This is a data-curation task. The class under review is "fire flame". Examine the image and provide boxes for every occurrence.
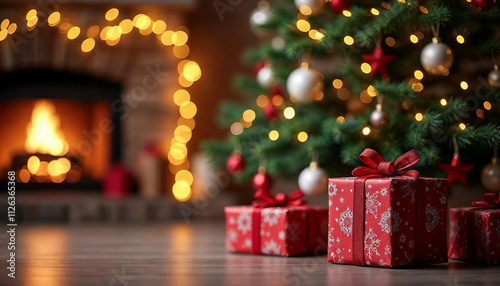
[25,100,69,156]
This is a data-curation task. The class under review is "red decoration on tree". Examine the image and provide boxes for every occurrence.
[362,46,395,76]
[330,0,350,13]
[226,151,246,175]
[263,100,279,121]
[270,85,283,96]
[438,154,475,186]
[254,61,266,74]
[252,170,273,192]
[473,0,495,11]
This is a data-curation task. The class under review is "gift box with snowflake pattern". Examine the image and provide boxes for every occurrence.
[448,207,500,265]
[327,177,448,267]
[224,206,328,256]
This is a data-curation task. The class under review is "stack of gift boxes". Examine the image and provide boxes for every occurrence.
[225,149,500,266]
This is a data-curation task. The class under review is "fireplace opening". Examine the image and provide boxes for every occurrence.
[0,69,122,191]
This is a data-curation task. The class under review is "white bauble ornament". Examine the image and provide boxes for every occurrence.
[298,162,328,196]
[256,65,275,87]
[272,36,286,51]
[420,37,454,75]
[294,0,325,15]
[286,65,324,103]
[250,4,273,28]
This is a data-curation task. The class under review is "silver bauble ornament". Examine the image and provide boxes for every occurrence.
[294,0,325,15]
[272,36,286,51]
[370,104,391,127]
[250,4,273,29]
[420,37,454,76]
[298,162,328,196]
[488,65,500,88]
[286,65,324,103]
[481,158,500,192]
[256,65,275,88]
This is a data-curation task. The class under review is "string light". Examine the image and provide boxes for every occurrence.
[342,10,352,17]
[415,113,424,121]
[484,101,492,110]
[414,70,424,80]
[256,95,268,107]
[367,85,377,97]
[299,6,312,16]
[269,130,279,141]
[242,109,256,122]
[297,131,308,142]
[230,122,244,135]
[81,38,95,52]
[67,26,80,40]
[296,19,310,32]
[476,109,484,118]
[336,116,345,123]
[371,8,380,16]
[105,8,119,21]
[440,99,447,106]
[385,37,396,47]
[283,107,295,119]
[456,35,465,44]
[458,123,466,130]
[362,127,371,135]
[344,35,354,45]
[332,79,343,89]
[48,12,61,26]
[410,34,418,43]
[361,63,371,74]
[460,81,468,90]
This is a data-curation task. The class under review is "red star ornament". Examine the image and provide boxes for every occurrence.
[438,154,475,186]
[362,46,395,76]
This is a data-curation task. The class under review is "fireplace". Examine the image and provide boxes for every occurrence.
[0,68,121,190]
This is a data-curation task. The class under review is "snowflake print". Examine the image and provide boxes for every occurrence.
[262,208,281,227]
[449,219,461,241]
[237,212,252,234]
[380,187,388,196]
[286,222,301,243]
[330,248,345,264]
[365,191,381,218]
[379,259,387,267]
[364,228,381,259]
[409,240,415,249]
[402,183,416,204]
[439,194,447,205]
[426,206,440,232]
[400,251,415,266]
[379,207,402,234]
[329,183,338,197]
[340,197,344,203]
[399,234,406,243]
[475,213,491,247]
[328,229,335,248]
[229,217,235,225]
[262,239,282,255]
[279,231,286,240]
[329,199,333,207]
[384,245,391,255]
[242,239,252,250]
[228,229,238,242]
[339,208,353,236]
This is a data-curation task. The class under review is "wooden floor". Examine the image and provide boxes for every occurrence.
[1,222,499,286]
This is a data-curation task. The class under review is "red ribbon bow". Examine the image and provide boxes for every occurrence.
[351,148,421,178]
[472,193,500,208]
[252,189,307,208]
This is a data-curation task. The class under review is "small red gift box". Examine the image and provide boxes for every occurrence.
[449,193,500,265]
[328,149,448,267]
[225,190,328,256]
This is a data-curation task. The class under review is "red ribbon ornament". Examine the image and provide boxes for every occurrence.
[351,148,421,266]
[252,189,307,208]
[472,193,500,208]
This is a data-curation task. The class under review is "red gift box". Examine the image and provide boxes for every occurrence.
[449,193,500,265]
[327,149,448,267]
[225,190,328,256]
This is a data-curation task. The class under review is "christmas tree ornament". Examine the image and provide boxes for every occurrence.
[263,99,279,121]
[294,0,325,15]
[481,146,500,192]
[488,64,500,88]
[370,104,391,127]
[286,63,324,103]
[250,2,273,30]
[252,167,273,192]
[256,64,275,88]
[271,36,286,51]
[298,161,328,196]
[330,0,350,13]
[420,37,454,76]
[438,138,474,186]
[254,61,266,74]
[362,46,395,76]
[226,151,246,175]
[473,0,495,11]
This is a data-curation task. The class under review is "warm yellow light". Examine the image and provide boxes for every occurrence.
[27,16,38,28]
[308,29,324,41]
[420,6,429,13]
[269,130,279,141]
[362,127,371,136]
[48,12,61,26]
[175,170,194,186]
[134,14,151,30]
[414,70,424,80]
[230,122,244,135]
[385,37,396,47]
[19,169,30,183]
[27,156,41,174]
[456,35,465,44]
[81,38,95,53]
[173,181,191,202]
[410,34,418,43]
[178,74,193,87]
[256,95,269,107]
[179,101,197,119]
[119,19,134,34]
[182,61,201,82]
[85,25,99,38]
[332,79,343,89]
[367,85,377,97]
[100,26,110,40]
[337,88,350,100]
[412,82,424,92]
[371,8,380,15]
[361,63,372,74]
[360,91,372,103]
[173,89,190,106]
[337,116,345,123]
[173,31,188,46]
[170,143,188,160]
[297,131,308,142]
[173,45,190,59]
[161,30,174,45]
[484,101,492,110]
[242,109,256,122]
[458,123,466,130]
[106,26,122,41]
[241,119,252,128]
[314,92,324,101]
[476,109,484,118]
[283,107,295,119]
[105,8,119,21]
[460,81,468,90]
[272,95,284,106]
[342,10,352,17]
[26,9,37,21]
[1,19,9,30]
[299,5,312,15]
[344,35,354,45]
[0,29,7,41]
[440,99,447,106]
[415,113,424,121]
[67,26,80,40]
[178,117,196,130]
[174,125,192,143]
[296,20,310,32]
[152,20,167,34]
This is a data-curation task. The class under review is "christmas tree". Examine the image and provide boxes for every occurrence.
[203,0,500,194]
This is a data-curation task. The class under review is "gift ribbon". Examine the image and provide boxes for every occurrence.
[465,193,500,260]
[352,148,420,266]
[250,190,317,255]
